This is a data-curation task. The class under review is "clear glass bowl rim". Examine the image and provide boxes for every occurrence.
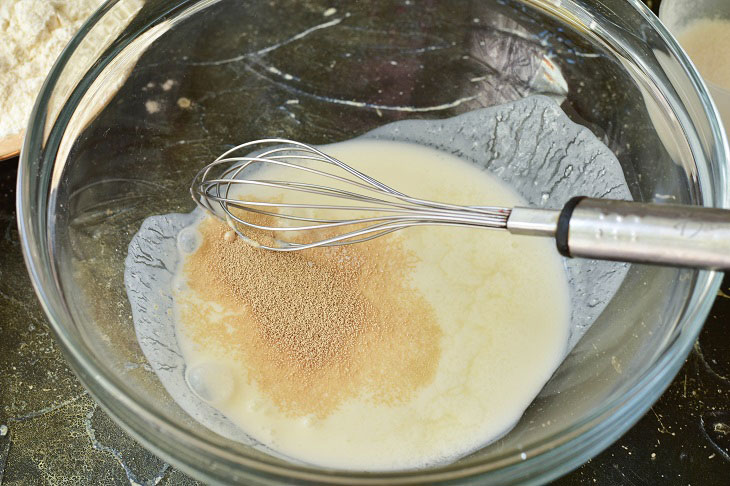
[16,0,730,484]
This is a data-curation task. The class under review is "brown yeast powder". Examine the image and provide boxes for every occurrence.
[180,218,441,418]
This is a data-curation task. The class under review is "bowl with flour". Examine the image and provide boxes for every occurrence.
[17,0,730,484]
[0,0,142,160]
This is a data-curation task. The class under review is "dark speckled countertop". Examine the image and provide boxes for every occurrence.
[1,0,729,484]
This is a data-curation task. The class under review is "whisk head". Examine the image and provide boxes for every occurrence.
[190,139,511,251]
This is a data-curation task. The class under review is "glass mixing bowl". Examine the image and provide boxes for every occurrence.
[17,0,730,484]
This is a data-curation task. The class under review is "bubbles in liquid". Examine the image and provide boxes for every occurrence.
[298,416,314,428]
[172,275,187,293]
[177,227,201,254]
[185,362,236,404]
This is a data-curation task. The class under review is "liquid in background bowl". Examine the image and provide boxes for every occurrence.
[660,0,730,135]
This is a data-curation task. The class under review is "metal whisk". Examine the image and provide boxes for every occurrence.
[191,139,730,270]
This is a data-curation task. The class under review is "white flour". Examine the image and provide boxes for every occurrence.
[0,0,104,138]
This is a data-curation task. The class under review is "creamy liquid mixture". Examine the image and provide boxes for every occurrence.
[173,139,571,470]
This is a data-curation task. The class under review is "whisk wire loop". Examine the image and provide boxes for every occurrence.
[191,139,511,250]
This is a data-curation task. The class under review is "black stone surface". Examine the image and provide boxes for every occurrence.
[1,0,729,484]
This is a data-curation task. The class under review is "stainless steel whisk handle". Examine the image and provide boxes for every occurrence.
[507,197,730,270]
